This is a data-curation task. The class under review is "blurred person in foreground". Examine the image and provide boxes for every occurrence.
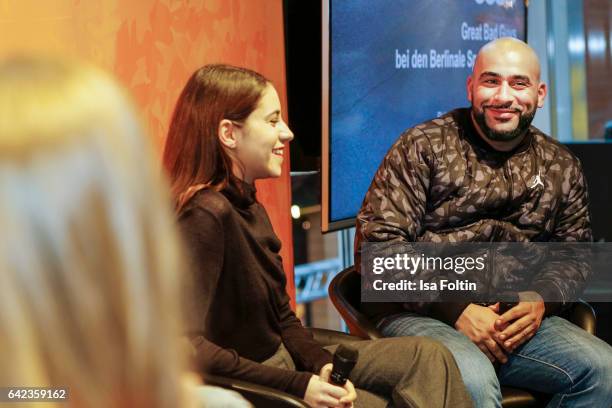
[0,56,248,408]
[163,63,473,408]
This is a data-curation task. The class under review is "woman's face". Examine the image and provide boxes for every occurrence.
[233,84,294,182]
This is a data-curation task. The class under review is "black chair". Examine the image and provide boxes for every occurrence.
[202,373,309,408]
[204,327,364,407]
[329,266,597,408]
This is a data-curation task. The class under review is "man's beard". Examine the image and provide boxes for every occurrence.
[472,105,536,142]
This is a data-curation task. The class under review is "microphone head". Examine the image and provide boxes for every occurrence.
[334,344,358,363]
[330,344,358,385]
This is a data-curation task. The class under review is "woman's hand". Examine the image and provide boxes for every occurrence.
[304,374,348,408]
[339,380,356,408]
[317,363,356,408]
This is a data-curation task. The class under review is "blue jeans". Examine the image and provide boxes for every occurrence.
[380,314,612,408]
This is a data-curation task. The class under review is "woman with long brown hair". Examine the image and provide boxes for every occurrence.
[164,64,472,408]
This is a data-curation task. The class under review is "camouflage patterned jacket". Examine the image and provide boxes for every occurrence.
[355,108,592,326]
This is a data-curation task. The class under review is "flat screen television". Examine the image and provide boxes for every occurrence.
[322,0,527,232]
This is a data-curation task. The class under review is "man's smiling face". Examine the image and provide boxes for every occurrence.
[467,38,547,144]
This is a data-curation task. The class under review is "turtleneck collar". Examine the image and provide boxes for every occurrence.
[221,178,257,209]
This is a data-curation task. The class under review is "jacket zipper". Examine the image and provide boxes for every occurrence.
[504,160,513,205]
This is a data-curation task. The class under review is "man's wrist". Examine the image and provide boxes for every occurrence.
[518,291,544,303]
[529,284,563,315]
[430,301,471,327]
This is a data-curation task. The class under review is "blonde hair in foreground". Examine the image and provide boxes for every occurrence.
[0,56,186,408]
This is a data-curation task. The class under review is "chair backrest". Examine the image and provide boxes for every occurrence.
[564,301,597,335]
[329,267,382,339]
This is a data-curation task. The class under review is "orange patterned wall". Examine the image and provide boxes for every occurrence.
[0,0,296,300]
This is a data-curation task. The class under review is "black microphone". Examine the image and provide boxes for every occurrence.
[329,344,359,386]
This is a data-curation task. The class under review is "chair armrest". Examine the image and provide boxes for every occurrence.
[328,268,384,340]
[202,373,310,408]
[336,310,384,341]
[307,327,365,347]
[566,300,596,336]
[347,320,384,340]
[327,290,384,340]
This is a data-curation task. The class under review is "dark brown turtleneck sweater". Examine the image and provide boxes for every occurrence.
[178,181,332,397]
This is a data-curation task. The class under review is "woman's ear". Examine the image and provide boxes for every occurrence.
[218,119,238,149]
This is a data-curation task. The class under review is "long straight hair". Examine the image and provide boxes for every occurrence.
[162,64,269,211]
[0,56,186,408]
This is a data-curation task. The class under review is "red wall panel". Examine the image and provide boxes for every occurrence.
[0,0,296,302]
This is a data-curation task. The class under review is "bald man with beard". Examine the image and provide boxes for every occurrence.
[356,38,612,407]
